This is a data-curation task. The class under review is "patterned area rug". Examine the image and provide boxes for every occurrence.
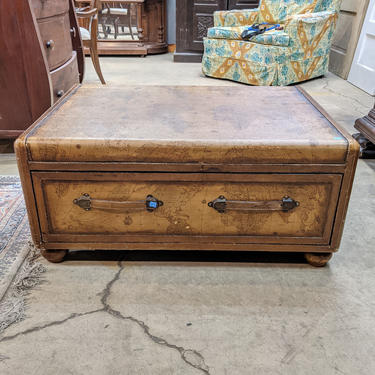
[0,176,45,332]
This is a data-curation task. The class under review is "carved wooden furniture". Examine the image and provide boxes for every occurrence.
[101,1,134,39]
[15,86,358,267]
[76,2,106,84]
[95,0,167,55]
[0,0,84,139]
[353,103,375,158]
[174,0,259,62]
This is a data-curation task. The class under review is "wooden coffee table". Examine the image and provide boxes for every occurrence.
[15,86,359,266]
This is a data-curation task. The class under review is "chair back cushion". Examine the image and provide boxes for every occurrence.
[258,0,342,23]
[282,0,342,17]
[258,0,284,23]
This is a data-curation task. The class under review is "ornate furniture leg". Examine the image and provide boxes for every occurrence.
[128,4,134,40]
[137,2,144,47]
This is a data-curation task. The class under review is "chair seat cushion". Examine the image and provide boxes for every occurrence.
[202,37,330,86]
[80,27,90,40]
[207,26,290,47]
[102,8,128,15]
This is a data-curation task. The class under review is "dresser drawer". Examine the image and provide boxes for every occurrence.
[31,0,69,19]
[38,12,73,70]
[50,51,79,103]
[32,172,342,246]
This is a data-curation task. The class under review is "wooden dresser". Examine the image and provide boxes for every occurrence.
[0,0,84,138]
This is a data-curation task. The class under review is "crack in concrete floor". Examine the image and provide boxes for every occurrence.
[0,261,210,374]
[102,262,210,374]
[320,79,370,113]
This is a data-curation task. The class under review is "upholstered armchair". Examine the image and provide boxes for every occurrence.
[202,0,342,86]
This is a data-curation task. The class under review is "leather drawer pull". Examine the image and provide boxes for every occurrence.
[73,194,163,212]
[208,195,299,213]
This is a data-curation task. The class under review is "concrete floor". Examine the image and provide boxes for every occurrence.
[0,54,375,374]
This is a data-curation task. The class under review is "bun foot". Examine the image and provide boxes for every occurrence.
[304,252,333,267]
[41,249,68,263]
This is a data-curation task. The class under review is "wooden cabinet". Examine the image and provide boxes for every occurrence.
[174,0,259,62]
[93,0,168,56]
[0,0,84,138]
[185,0,226,53]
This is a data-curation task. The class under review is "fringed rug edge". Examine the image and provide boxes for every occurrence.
[0,242,46,333]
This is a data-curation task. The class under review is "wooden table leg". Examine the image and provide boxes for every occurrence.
[304,253,333,267]
[41,249,68,263]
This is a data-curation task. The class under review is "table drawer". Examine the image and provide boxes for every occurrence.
[32,172,342,246]
[50,51,79,103]
[38,12,73,71]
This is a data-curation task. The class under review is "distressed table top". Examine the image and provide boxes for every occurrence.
[25,86,348,164]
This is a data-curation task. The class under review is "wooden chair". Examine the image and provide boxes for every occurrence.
[101,2,134,40]
[76,2,106,84]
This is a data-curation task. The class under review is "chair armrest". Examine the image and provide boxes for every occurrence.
[284,10,337,35]
[76,6,90,12]
[284,10,338,57]
[214,8,259,27]
[76,8,97,18]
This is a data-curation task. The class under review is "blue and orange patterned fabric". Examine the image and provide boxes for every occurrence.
[202,0,342,86]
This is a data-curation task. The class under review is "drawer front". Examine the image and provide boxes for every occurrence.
[38,12,73,70]
[50,51,79,103]
[31,0,69,20]
[33,172,342,245]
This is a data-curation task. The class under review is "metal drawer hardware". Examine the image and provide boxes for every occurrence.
[45,40,55,49]
[73,194,163,212]
[208,195,299,213]
[145,195,164,212]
